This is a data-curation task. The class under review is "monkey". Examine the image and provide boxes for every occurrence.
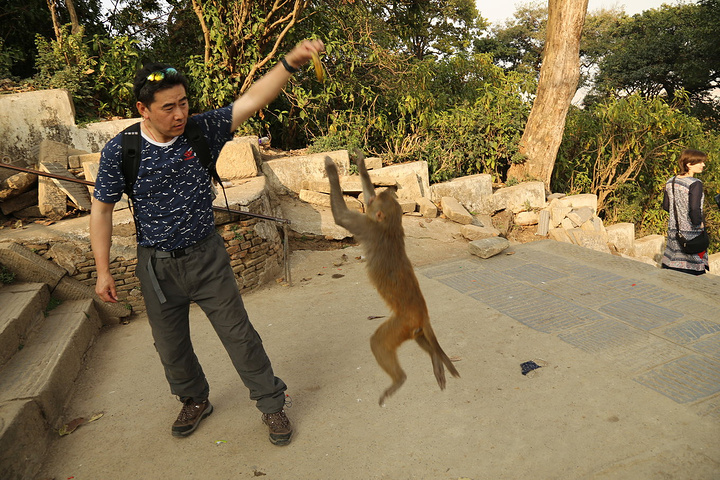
[324,155,460,405]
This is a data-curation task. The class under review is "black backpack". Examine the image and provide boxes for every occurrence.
[120,117,221,198]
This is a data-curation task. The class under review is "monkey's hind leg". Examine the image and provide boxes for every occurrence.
[370,318,408,406]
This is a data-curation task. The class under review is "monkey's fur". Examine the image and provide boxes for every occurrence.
[324,156,460,405]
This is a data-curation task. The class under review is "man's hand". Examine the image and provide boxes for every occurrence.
[231,38,326,131]
[283,39,325,71]
[95,270,119,303]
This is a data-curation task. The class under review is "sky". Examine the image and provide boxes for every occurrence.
[475,0,683,25]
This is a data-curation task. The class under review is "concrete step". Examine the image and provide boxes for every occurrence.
[0,241,131,323]
[0,282,49,368]
[0,298,101,480]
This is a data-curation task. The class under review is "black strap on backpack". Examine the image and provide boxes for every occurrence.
[120,117,221,198]
[119,117,236,239]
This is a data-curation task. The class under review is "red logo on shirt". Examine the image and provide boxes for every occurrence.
[183,149,196,161]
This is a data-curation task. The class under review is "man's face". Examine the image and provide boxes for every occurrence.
[137,84,189,142]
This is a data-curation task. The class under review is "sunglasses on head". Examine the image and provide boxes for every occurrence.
[143,67,178,86]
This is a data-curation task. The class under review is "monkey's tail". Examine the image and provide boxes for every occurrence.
[416,326,460,390]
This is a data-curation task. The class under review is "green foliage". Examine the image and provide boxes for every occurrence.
[32,25,97,118]
[90,34,142,118]
[369,0,484,59]
[44,297,62,316]
[590,2,720,122]
[0,264,16,284]
[554,93,720,248]
[0,39,24,79]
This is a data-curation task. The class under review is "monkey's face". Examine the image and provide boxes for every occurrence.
[367,190,402,225]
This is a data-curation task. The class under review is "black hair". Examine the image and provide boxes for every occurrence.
[132,63,189,106]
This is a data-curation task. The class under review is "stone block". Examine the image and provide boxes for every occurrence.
[417,197,437,218]
[47,242,86,276]
[440,196,473,225]
[469,237,510,259]
[396,173,424,202]
[299,189,363,212]
[569,229,611,254]
[0,242,66,289]
[606,222,635,255]
[216,138,259,180]
[365,157,382,170]
[461,224,500,241]
[567,206,593,227]
[708,253,720,276]
[39,161,92,211]
[536,210,550,236]
[429,174,493,214]
[548,227,573,244]
[491,181,545,214]
[399,201,417,213]
[515,211,539,226]
[1,188,38,215]
[550,206,572,227]
[367,161,430,198]
[262,150,350,195]
[633,234,666,263]
[555,193,598,215]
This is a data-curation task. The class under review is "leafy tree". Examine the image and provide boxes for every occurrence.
[554,92,720,244]
[473,1,547,73]
[506,0,589,188]
[592,2,720,109]
[368,0,483,60]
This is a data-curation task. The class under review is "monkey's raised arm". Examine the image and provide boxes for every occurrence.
[355,153,376,205]
[324,156,373,236]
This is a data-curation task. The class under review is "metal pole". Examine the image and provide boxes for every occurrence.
[1,163,294,284]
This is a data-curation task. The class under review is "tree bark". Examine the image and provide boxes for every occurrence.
[190,0,211,63]
[46,0,62,44]
[507,0,589,190]
[65,0,81,34]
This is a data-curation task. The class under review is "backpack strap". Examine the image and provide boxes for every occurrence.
[184,117,222,185]
[120,122,142,198]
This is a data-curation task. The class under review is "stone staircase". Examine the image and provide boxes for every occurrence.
[0,242,130,480]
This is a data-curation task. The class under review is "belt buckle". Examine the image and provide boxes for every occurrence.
[169,248,188,258]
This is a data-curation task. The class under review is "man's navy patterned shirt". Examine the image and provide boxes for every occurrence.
[94,105,233,251]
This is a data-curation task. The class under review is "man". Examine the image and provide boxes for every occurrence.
[90,39,324,446]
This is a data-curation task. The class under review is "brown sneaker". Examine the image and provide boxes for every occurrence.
[261,410,293,446]
[172,399,213,437]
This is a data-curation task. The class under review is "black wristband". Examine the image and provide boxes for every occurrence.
[281,58,300,74]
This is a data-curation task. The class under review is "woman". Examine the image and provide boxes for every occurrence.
[661,148,709,275]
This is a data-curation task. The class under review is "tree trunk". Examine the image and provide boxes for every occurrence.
[46,0,62,44]
[507,0,589,190]
[190,0,211,63]
[65,0,81,34]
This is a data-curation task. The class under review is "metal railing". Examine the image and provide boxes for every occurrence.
[1,163,292,285]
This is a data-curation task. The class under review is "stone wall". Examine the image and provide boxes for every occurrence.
[10,217,284,315]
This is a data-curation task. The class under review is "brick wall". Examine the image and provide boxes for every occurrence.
[19,217,284,315]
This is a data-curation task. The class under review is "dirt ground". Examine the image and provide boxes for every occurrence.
[36,216,720,480]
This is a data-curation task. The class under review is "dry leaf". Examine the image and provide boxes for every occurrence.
[58,417,85,436]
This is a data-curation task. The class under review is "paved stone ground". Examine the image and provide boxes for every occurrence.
[38,235,720,479]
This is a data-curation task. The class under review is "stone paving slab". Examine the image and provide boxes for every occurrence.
[418,240,720,415]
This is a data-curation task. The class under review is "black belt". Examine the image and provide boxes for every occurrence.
[144,233,216,304]
[153,233,216,259]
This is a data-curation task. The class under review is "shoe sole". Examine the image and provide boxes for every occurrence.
[269,432,292,446]
[172,403,214,438]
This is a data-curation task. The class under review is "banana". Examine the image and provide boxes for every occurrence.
[311,51,324,83]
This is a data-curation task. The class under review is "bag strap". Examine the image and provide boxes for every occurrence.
[671,177,679,231]
[184,117,222,185]
[120,122,142,198]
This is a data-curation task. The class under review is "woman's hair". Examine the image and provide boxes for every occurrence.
[132,63,189,106]
[678,149,708,174]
